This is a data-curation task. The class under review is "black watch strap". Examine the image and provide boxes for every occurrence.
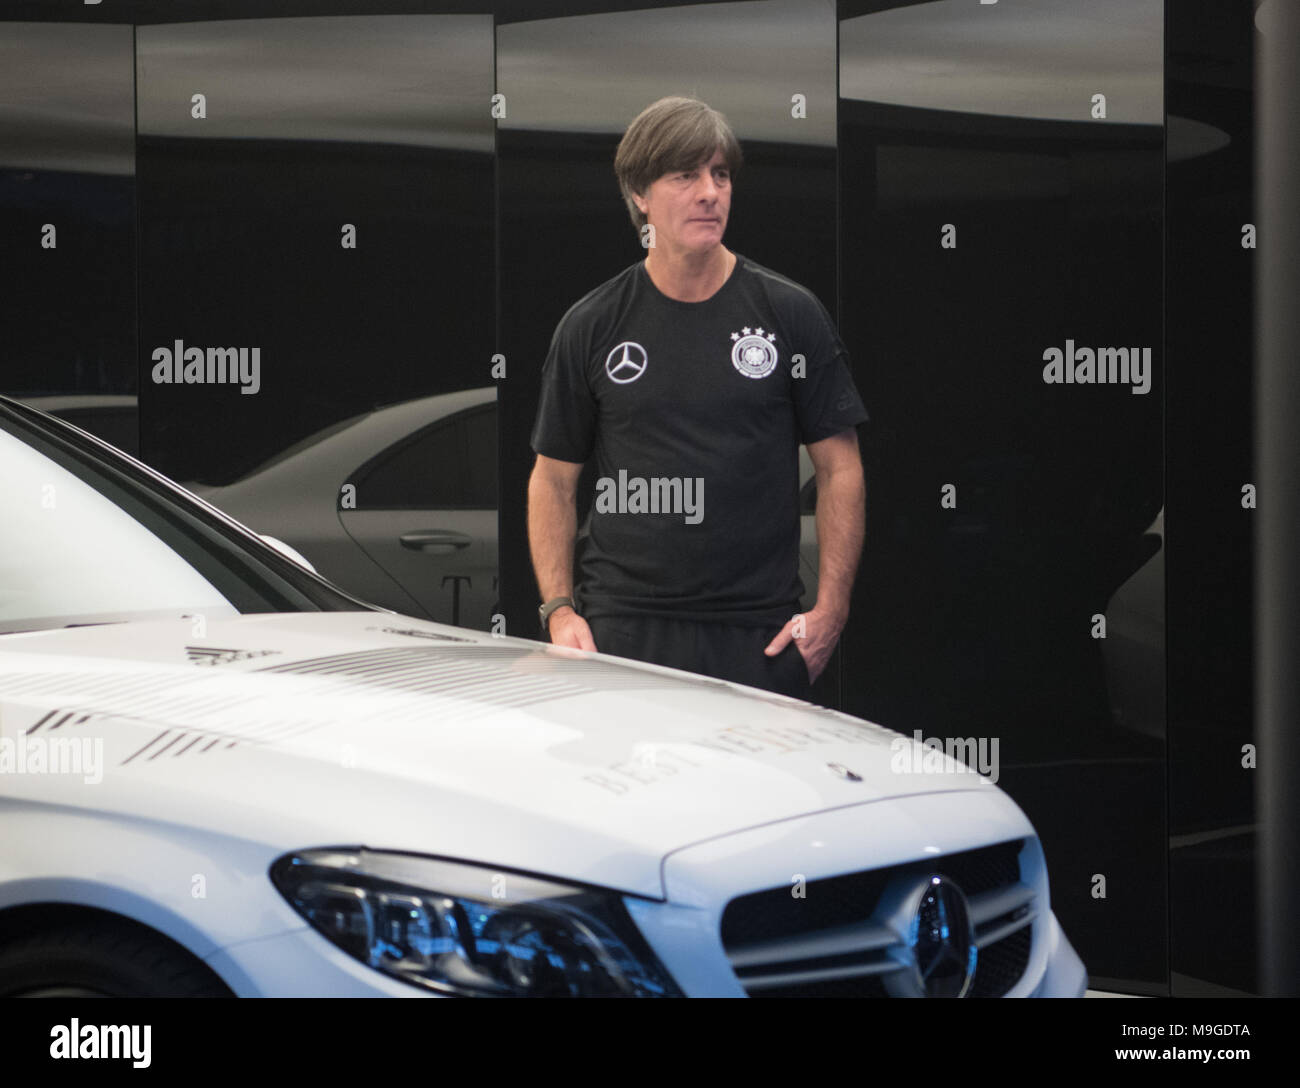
[539,595,575,630]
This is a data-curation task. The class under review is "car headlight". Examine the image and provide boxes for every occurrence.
[270,849,682,997]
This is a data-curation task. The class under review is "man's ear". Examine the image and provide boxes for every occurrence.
[632,190,647,215]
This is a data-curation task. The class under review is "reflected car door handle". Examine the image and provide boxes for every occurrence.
[399,530,473,552]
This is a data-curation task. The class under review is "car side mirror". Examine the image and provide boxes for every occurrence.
[259,534,318,574]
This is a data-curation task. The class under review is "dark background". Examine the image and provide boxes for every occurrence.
[1165,0,1259,997]
[0,0,1262,996]
[838,0,1165,990]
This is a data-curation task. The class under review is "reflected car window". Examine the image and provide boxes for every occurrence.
[462,405,497,509]
[234,409,370,481]
[353,417,466,510]
[348,404,498,511]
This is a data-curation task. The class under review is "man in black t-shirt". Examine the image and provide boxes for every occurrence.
[527,96,867,699]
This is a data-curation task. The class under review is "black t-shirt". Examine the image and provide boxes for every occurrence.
[530,252,868,625]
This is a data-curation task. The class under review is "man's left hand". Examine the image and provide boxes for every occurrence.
[763,607,845,684]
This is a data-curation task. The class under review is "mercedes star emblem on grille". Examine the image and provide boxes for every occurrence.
[904,875,978,998]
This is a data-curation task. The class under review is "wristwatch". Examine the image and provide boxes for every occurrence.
[538,595,575,632]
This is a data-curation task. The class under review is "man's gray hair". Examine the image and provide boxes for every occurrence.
[614,96,743,232]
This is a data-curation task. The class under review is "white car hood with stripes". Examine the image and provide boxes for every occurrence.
[0,611,999,898]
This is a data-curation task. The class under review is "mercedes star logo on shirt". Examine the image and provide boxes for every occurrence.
[605,341,649,384]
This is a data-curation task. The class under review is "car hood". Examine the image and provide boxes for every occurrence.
[0,612,997,898]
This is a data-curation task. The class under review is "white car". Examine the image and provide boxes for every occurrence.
[0,395,1085,997]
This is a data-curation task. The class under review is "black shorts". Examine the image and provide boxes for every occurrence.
[586,614,812,701]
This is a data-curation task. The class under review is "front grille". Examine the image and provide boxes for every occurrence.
[970,923,1032,998]
[723,868,896,947]
[750,975,890,999]
[720,839,1034,997]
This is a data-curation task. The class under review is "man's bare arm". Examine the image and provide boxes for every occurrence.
[807,428,866,624]
[527,453,596,650]
[764,428,864,681]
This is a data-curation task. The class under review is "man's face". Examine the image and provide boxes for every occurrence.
[634,147,731,256]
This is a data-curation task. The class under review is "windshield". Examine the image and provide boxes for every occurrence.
[0,427,238,633]
[0,400,371,635]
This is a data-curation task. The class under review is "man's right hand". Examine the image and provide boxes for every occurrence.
[528,454,593,651]
[547,607,597,651]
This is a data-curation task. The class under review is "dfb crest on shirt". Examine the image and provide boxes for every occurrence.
[729,326,779,379]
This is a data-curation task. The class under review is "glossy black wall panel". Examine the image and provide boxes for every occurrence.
[838,0,1166,990]
[2,0,1273,994]
[1166,0,1257,996]
[497,0,840,673]
[135,15,494,484]
[130,13,498,630]
[0,23,135,399]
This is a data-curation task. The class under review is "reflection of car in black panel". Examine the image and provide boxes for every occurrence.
[1101,508,1164,739]
[28,389,823,632]
[16,395,139,458]
[188,389,499,630]
[191,390,823,633]
[928,451,1164,739]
